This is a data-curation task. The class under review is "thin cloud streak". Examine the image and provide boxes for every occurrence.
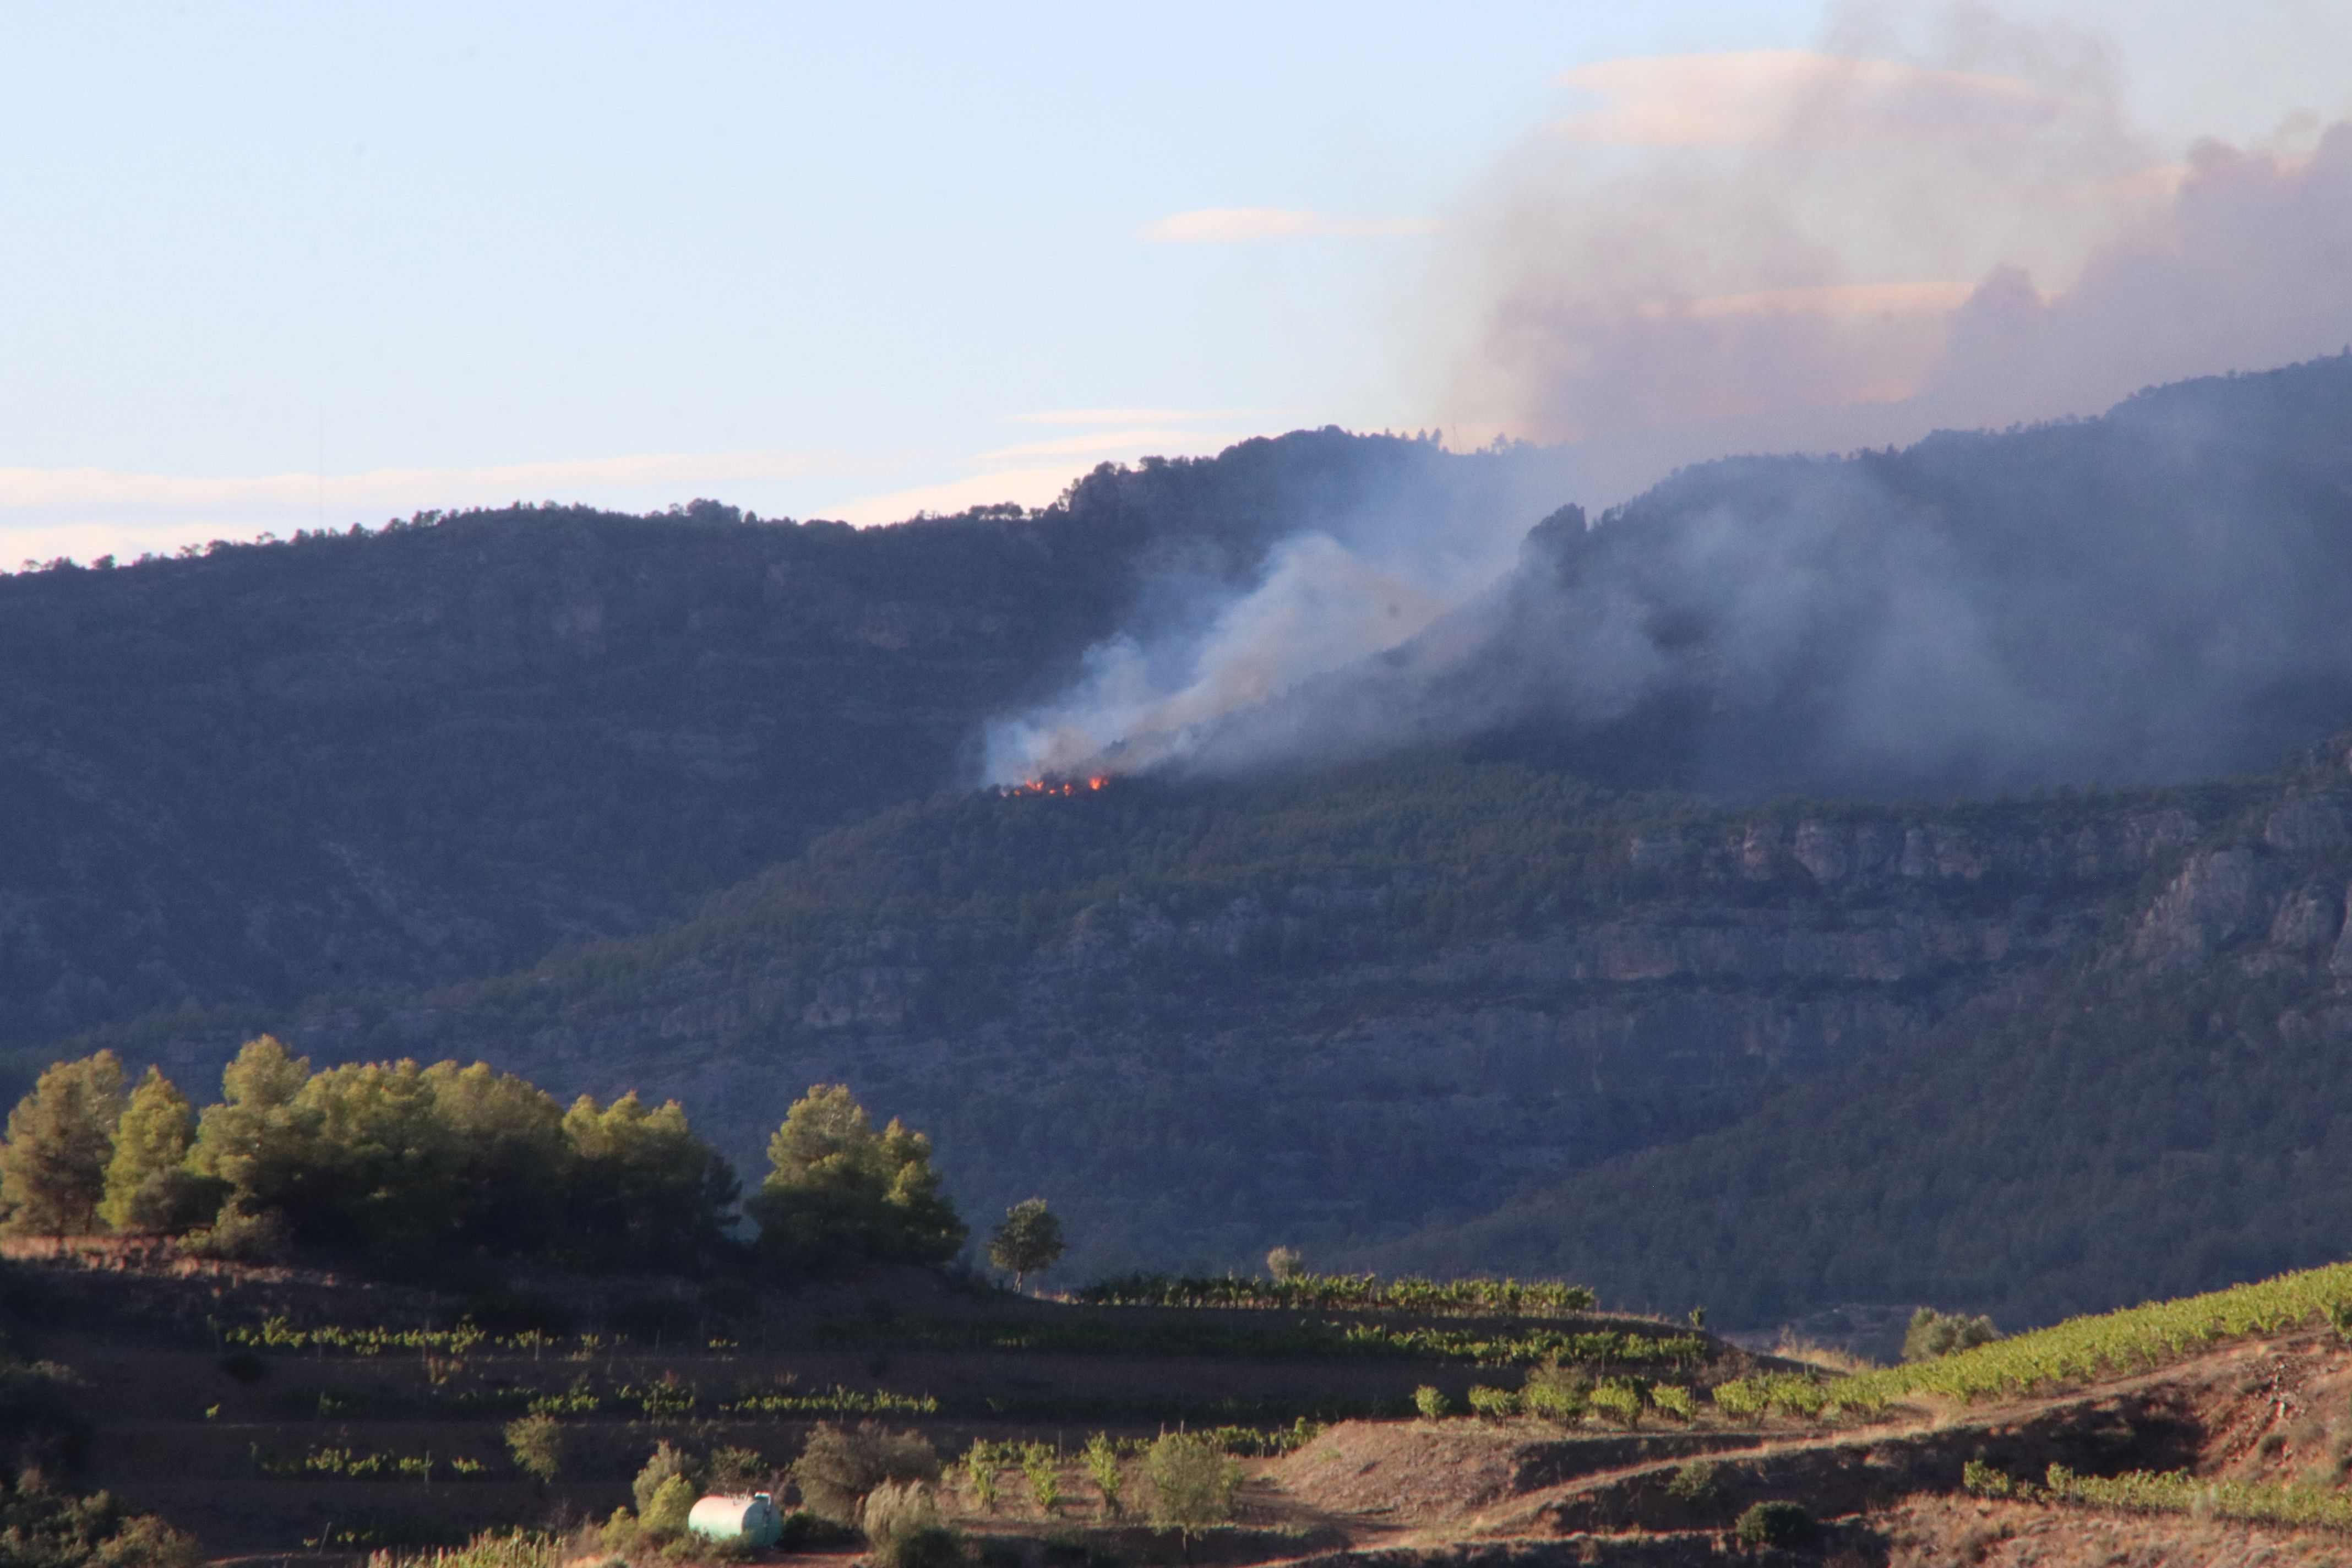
[0,448,885,564]
[1145,207,1437,243]
[1007,407,1288,426]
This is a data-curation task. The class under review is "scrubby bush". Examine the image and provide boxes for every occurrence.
[504,1414,564,1483]
[1412,1385,1449,1420]
[1587,1379,1644,1428]
[632,1442,701,1517]
[0,1471,196,1568]
[0,1362,95,1472]
[1082,1433,1123,1516]
[1665,1459,1716,1504]
[793,1422,940,1526]
[1903,1306,2001,1363]
[1649,1384,1697,1421]
[1521,1364,1589,1423]
[1145,1432,1238,1550]
[1735,1501,1815,1549]
[1465,1385,1518,1419]
[706,1446,771,1493]
[1019,1444,1060,1513]
[861,1481,959,1568]
[642,1473,695,1538]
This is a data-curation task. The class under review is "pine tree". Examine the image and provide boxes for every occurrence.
[0,1052,128,1238]
[747,1085,964,1271]
[99,1068,216,1234]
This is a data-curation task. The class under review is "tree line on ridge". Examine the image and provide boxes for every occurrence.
[0,1040,967,1279]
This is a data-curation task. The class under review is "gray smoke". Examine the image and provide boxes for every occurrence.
[1174,349,2352,797]
[984,9,2352,796]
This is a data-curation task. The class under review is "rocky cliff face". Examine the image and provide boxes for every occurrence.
[1373,738,2352,1328]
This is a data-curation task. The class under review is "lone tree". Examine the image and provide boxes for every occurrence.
[0,1052,127,1239]
[987,1199,1065,1292]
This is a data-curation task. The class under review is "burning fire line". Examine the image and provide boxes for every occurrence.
[997,775,1111,798]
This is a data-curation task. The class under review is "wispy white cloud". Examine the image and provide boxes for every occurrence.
[1144,208,1436,243]
[0,448,880,564]
[980,428,1242,462]
[1553,50,2056,149]
[1007,406,1284,426]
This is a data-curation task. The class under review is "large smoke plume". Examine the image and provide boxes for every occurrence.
[983,8,2352,797]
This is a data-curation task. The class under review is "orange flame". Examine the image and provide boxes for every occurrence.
[998,774,1114,798]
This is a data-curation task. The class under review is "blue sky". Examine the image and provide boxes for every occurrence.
[3,1,2348,562]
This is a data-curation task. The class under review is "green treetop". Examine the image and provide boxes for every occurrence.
[0,1051,128,1238]
[99,1067,218,1234]
[987,1198,1065,1292]
[748,1084,965,1272]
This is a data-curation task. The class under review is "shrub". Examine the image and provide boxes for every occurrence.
[1521,1365,1589,1423]
[1650,1384,1697,1421]
[861,1481,960,1568]
[1665,1459,1716,1504]
[632,1442,701,1517]
[707,1446,770,1493]
[793,1423,940,1526]
[1020,1444,1060,1513]
[600,1506,644,1558]
[504,1414,564,1483]
[643,1474,696,1538]
[1145,1433,1239,1549]
[0,1472,195,1568]
[1735,1501,1815,1549]
[776,1510,857,1550]
[1082,1433,1122,1516]
[1588,1379,1644,1428]
[961,1444,1000,1512]
[181,1200,289,1264]
[1903,1307,2001,1363]
[1464,1386,1518,1419]
[1412,1386,1449,1420]
[0,1362,94,1471]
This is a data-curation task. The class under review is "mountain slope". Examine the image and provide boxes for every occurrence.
[72,745,2266,1289]
[0,432,1556,1049]
[1375,735,2352,1329]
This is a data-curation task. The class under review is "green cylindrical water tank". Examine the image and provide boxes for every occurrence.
[687,1491,783,1546]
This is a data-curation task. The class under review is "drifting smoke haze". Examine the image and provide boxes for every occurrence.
[983,4,2352,797]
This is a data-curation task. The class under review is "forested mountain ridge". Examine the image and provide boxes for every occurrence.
[1377,732,2352,1329]
[70,743,2301,1305]
[18,358,2352,1336]
[0,431,1554,1050]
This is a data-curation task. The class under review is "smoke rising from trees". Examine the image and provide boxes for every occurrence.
[982,10,2352,797]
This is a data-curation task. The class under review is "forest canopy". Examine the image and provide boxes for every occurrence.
[0,1041,957,1280]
